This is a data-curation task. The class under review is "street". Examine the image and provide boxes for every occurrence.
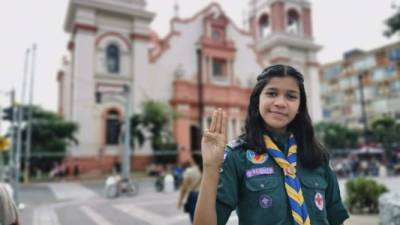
[18,176,400,225]
[19,177,236,225]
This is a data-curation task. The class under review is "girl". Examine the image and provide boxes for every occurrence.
[194,65,349,225]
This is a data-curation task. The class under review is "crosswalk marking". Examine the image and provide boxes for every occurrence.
[32,183,240,225]
[47,182,98,200]
[33,207,61,225]
[81,206,115,225]
[114,203,168,225]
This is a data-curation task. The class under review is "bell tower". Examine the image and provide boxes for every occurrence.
[249,0,323,122]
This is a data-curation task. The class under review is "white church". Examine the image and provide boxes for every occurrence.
[57,0,322,172]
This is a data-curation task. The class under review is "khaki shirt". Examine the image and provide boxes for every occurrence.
[184,165,202,192]
[216,140,349,225]
[0,183,18,225]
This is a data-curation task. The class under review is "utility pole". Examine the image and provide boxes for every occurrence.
[14,49,30,204]
[9,88,17,202]
[122,85,131,181]
[25,44,36,184]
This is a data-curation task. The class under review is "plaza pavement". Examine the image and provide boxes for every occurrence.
[18,175,400,225]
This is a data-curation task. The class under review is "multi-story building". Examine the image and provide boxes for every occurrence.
[320,41,400,129]
[58,0,322,172]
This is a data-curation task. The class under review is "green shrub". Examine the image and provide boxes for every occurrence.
[345,177,388,214]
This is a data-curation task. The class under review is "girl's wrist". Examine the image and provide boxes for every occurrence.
[203,167,221,181]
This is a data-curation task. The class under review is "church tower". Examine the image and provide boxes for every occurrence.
[60,0,155,171]
[248,0,322,122]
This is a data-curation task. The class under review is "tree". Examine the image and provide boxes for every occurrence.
[139,100,177,151]
[384,5,400,37]
[370,117,400,151]
[129,113,145,149]
[15,105,78,172]
[315,122,360,149]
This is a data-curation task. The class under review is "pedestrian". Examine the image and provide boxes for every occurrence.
[73,164,80,179]
[194,65,349,225]
[178,153,202,223]
[0,183,19,225]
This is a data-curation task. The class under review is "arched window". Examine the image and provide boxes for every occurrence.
[258,14,270,37]
[106,110,120,145]
[106,44,120,73]
[287,9,300,34]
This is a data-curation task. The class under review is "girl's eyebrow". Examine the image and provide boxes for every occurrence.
[265,87,299,94]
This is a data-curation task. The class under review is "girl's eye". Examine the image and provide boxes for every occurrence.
[287,95,298,100]
[266,92,277,97]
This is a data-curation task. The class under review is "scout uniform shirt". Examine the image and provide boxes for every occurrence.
[215,134,349,225]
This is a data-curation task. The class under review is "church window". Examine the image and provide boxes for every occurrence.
[258,14,270,37]
[106,110,120,145]
[212,29,222,41]
[106,44,120,73]
[287,9,300,34]
[212,58,227,78]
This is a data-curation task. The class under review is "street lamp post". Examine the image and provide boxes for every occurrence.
[122,85,132,181]
[25,44,37,184]
[196,49,203,151]
[358,71,368,143]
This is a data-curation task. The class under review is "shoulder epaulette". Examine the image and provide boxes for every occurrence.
[226,139,244,149]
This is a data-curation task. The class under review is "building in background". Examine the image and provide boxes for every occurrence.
[58,0,321,172]
[320,41,400,129]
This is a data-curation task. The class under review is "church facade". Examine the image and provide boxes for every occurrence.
[58,0,322,172]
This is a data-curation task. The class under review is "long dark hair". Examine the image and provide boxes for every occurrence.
[241,64,328,169]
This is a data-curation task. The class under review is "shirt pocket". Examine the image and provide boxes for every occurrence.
[300,175,329,224]
[245,174,279,192]
[241,174,288,224]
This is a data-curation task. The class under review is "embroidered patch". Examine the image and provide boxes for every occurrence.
[246,150,268,164]
[259,194,272,208]
[246,167,274,178]
[314,192,324,211]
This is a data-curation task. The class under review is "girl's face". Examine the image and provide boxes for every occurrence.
[258,76,300,133]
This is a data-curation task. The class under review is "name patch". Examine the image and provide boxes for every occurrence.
[246,167,274,178]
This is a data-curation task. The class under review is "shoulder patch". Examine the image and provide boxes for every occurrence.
[226,139,243,149]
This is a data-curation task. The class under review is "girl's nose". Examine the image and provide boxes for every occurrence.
[273,96,287,108]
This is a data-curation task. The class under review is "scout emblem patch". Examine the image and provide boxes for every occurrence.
[259,194,272,208]
[314,192,324,211]
[246,167,274,178]
[246,150,267,164]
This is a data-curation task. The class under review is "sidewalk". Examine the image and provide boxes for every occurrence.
[346,214,379,225]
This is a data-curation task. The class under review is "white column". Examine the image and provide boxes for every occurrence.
[227,117,233,142]
[307,65,323,122]
[71,28,97,156]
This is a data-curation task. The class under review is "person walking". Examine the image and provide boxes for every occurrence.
[178,153,203,223]
[194,65,349,225]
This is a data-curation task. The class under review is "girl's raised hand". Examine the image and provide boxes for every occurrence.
[201,109,227,170]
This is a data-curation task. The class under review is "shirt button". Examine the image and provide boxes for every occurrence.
[260,184,265,188]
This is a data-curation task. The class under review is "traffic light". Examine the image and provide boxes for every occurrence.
[2,107,12,121]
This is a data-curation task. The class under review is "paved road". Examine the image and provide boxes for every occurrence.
[18,176,400,225]
[19,177,238,225]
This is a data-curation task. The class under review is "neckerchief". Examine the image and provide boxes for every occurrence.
[264,134,311,225]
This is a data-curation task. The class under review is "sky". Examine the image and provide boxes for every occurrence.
[0,0,398,113]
